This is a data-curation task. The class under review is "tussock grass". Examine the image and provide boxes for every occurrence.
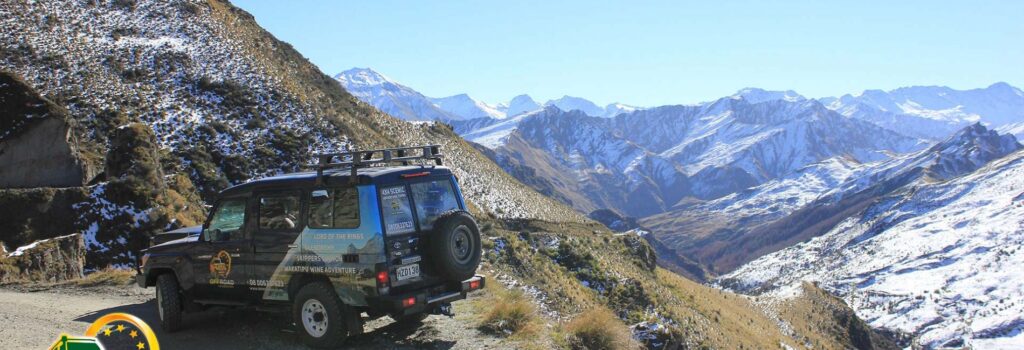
[478,288,540,337]
[563,307,637,350]
[74,267,135,287]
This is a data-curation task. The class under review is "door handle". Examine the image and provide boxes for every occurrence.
[288,244,299,248]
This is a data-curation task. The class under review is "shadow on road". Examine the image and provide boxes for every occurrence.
[73,300,456,349]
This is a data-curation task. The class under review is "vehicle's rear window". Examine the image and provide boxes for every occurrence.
[380,185,415,235]
[410,180,460,230]
[308,188,360,229]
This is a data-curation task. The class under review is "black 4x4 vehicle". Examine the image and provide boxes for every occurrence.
[136,146,485,348]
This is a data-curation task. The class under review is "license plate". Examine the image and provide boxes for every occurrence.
[396,264,420,281]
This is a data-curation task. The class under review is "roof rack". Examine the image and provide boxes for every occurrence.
[312,145,444,184]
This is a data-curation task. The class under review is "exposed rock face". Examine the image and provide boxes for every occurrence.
[0,233,86,283]
[0,187,90,248]
[0,72,96,188]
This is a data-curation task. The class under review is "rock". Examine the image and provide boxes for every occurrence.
[0,233,86,283]
[0,71,98,188]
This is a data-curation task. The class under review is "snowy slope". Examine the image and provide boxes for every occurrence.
[643,124,1020,276]
[732,87,806,104]
[723,149,1024,349]
[544,95,606,117]
[494,98,925,217]
[431,93,505,119]
[1,0,586,226]
[822,83,1024,140]
[502,94,542,117]
[335,68,461,121]
[602,102,641,118]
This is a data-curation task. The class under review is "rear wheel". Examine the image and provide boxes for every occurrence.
[427,211,482,281]
[293,282,349,348]
[155,274,183,332]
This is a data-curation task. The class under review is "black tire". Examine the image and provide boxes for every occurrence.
[293,282,349,348]
[427,211,482,281]
[155,274,183,332]
[393,312,430,325]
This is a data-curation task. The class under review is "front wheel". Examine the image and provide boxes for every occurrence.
[155,274,183,332]
[293,282,349,348]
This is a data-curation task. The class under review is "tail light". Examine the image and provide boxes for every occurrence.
[402,297,417,308]
[469,280,481,290]
[376,271,389,285]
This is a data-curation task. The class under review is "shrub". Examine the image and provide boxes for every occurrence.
[479,289,538,337]
[564,308,636,350]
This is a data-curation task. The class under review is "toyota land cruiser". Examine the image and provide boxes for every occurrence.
[135,145,485,348]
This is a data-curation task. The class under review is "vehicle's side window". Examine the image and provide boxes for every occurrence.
[258,194,302,231]
[410,180,461,230]
[308,187,360,229]
[379,185,415,236]
[206,199,247,241]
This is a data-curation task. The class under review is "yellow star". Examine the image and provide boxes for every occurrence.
[117,324,126,332]
[137,341,146,349]
[130,330,138,338]
[103,328,113,337]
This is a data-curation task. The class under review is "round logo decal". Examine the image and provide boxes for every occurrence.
[209,250,232,278]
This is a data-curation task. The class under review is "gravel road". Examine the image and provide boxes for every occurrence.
[0,284,508,349]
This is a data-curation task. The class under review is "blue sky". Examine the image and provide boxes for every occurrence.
[234,0,1023,107]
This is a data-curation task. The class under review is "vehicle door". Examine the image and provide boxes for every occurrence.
[250,191,304,300]
[193,196,254,302]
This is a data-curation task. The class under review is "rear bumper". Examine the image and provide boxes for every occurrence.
[369,275,486,316]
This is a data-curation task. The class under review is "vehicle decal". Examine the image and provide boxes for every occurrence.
[209,250,232,278]
[258,185,386,304]
[208,250,235,286]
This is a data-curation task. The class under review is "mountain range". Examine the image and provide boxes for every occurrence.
[335,68,640,121]
[340,68,1024,347]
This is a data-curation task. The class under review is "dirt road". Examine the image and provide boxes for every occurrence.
[0,284,508,349]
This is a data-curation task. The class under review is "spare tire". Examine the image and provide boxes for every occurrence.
[426,211,482,281]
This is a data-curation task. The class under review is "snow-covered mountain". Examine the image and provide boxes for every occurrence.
[721,134,1024,348]
[336,69,643,121]
[821,83,1024,140]
[502,94,542,117]
[603,102,640,118]
[644,124,1021,276]
[430,93,505,119]
[543,95,606,117]
[479,97,926,218]
[334,68,461,121]
[732,87,806,104]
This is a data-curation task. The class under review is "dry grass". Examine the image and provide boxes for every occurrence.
[478,288,541,337]
[73,267,135,287]
[563,307,637,350]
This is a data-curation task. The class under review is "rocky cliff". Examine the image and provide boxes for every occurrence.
[0,72,98,188]
[0,233,86,283]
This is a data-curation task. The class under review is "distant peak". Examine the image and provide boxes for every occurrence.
[733,88,805,103]
[334,67,392,84]
[438,93,472,100]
